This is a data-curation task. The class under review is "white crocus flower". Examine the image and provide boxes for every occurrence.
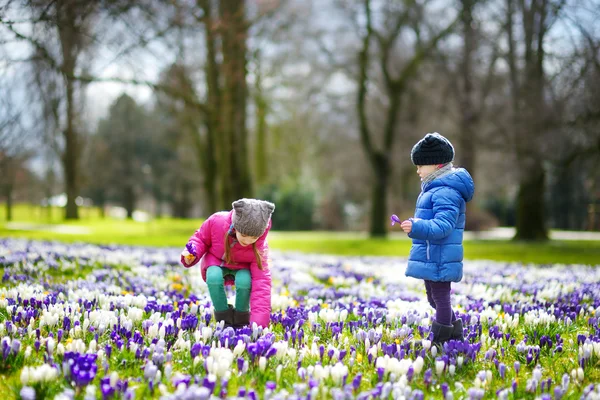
[413,357,424,374]
[259,356,267,372]
[435,360,445,376]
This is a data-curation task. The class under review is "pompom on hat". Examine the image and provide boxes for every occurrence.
[410,132,455,165]
[232,198,275,237]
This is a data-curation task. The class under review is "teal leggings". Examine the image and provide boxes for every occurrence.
[206,266,251,312]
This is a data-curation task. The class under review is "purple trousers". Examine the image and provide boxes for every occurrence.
[424,280,457,326]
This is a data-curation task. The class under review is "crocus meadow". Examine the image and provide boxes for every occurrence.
[0,238,599,399]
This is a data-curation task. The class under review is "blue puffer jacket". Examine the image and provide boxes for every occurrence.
[405,168,475,282]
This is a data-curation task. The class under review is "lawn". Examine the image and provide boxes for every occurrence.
[1,204,600,265]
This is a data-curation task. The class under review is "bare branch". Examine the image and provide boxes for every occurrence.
[396,16,460,90]
[0,16,60,69]
[75,73,209,115]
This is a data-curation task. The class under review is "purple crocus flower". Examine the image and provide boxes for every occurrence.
[390,214,401,226]
[424,368,432,388]
[101,377,115,399]
[68,353,98,387]
[554,386,563,400]
[499,363,507,379]
[186,243,197,257]
[441,383,449,399]
[20,386,36,400]
[514,361,521,374]
[412,390,424,400]
[468,388,485,400]
[10,339,20,355]
[339,350,347,361]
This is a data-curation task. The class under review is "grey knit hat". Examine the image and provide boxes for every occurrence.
[232,198,275,237]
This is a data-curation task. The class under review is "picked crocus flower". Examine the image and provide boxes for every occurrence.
[390,214,402,226]
[184,243,197,264]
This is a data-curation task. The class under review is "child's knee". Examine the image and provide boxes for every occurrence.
[235,270,252,290]
[206,267,224,285]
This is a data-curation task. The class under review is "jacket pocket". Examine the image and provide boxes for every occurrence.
[426,240,430,261]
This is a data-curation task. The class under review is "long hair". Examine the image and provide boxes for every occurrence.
[223,231,264,270]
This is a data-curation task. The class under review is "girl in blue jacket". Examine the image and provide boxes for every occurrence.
[393,132,474,345]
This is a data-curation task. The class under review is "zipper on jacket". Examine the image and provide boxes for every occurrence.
[426,240,430,261]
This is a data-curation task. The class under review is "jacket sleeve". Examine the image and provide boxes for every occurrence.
[249,239,272,328]
[180,215,213,268]
[409,188,461,241]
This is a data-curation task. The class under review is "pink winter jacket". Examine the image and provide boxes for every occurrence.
[180,210,272,328]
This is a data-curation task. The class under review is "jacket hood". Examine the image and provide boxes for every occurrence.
[425,168,474,202]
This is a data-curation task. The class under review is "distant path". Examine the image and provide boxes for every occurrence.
[4,222,92,235]
[463,227,600,241]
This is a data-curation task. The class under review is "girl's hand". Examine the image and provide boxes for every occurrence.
[400,219,413,233]
[181,249,196,265]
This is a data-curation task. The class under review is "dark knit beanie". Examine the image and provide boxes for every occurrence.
[232,198,275,237]
[410,132,455,165]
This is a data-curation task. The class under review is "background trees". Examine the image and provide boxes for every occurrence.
[1,0,598,238]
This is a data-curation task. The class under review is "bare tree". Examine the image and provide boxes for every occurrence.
[1,0,98,219]
[357,0,458,236]
[0,89,26,221]
[504,0,568,240]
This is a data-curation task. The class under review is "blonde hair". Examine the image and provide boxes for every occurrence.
[223,231,264,270]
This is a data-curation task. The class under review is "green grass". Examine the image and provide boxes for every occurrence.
[1,204,600,265]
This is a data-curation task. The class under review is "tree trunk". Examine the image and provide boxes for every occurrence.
[5,184,12,222]
[200,0,222,213]
[58,3,80,220]
[458,0,477,176]
[220,0,252,203]
[180,181,192,218]
[370,155,390,237]
[203,132,218,213]
[514,162,547,240]
[63,77,79,220]
[254,56,268,188]
[508,0,550,241]
[124,185,135,219]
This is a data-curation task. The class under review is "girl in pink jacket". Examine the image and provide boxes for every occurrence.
[180,199,275,328]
